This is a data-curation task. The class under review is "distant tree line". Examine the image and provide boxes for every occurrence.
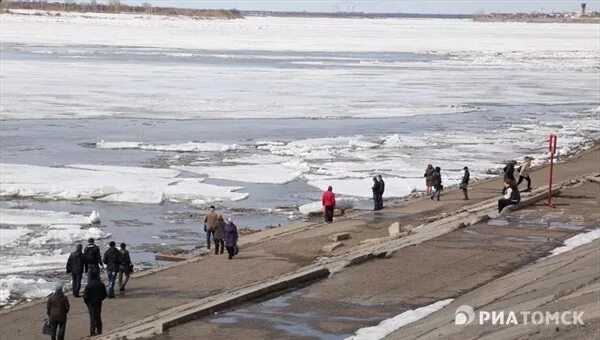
[1,1,243,19]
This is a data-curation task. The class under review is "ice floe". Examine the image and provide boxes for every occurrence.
[346,299,454,340]
[298,198,355,215]
[175,161,309,184]
[95,141,241,152]
[0,250,69,275]
[307,178,422,199]
[28,225,109,246]
[0,275,55,308]
[0,228,31,247]
[0,208,97,225]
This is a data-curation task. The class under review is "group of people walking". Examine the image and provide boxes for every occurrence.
[204,205,239,259]
[47,238,133,339]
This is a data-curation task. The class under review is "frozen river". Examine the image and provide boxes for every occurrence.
[0,11,599,307]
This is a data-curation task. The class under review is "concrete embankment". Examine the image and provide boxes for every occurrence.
[0,146,598,340]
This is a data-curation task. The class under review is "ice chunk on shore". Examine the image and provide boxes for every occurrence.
[0,163,248,204]
[547,229,599,258]
[0,251,69,275]
[175,162,308,184]
[0,275,55,307]
[346,299,454,340]
[95,141,241,152]
[298,198,355,215]
[88,211,101,224]
[0,228,31,247]
[0,209,93,226]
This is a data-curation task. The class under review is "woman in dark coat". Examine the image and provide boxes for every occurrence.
[223,218,239,260]
[430,167,443,201]
[371,176,381,211]
[83,271,107,336]
[213,215,225,255]
[424,164,434,196]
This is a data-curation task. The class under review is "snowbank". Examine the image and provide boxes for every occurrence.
[547,229,600,258]
[346,299,454,340]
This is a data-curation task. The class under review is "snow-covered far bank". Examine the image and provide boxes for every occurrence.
[346,299,454,340]
[1,12,598,53]
[0,163,249,204]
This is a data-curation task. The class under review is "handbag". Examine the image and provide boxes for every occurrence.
[42,318,51,335]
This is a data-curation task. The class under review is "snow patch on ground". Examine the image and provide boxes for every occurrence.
[346,299,454,340]
[546,229,600,258]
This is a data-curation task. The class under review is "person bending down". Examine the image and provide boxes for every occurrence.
[498,180,521,213]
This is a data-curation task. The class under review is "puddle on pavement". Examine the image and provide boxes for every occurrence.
[487,217,587,231]
[352,212,416,223]
[210,289,378,339]
[504,236,552,243]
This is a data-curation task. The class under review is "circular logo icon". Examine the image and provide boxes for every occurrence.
[455,305,475,325]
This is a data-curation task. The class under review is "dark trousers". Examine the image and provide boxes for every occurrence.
[49,319,66,340]
[107,270,117,298]
[378,194,384,210]
[498,199,517,213]
[71,273,82,296]
[324,205,334,223]
[431,188,442,200]
[214,239,224,254]
[206,229,214,249]
[517,175,531,190]
[87,303,103,335]
[226,246,235,259]
[87,264,100,281]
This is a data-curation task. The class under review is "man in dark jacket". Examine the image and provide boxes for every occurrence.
[47,284,70,340]
[118,243,133,292]
[66,243,85,297]
[83,271,107,336]
[372,177,381,211]
[103,241,120,298]
[377,175,385,210]
[460,167,470,200]
[84,238,103,281]
[430,167,443,201]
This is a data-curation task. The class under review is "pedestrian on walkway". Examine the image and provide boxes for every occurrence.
[498,179,521,212]
[102,241,120,298]
[83,271,107,337]
[203,205,219,250]
[372,176,381,211]
[46,284,69,340]
[83,238,103,281]
[321,186,336,223]
[430,167,443,201]
[424,164,434,196]
[213,215,225,255]
[517,156,533,192]
[118,243,133,292]
[377,175,385,210]
[66,243,85,297]
[502,160,517,194]
[460,167,470,200]
[224,218,239,260]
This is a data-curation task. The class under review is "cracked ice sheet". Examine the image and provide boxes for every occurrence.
[0,163,248,204]
[175,161,310,184]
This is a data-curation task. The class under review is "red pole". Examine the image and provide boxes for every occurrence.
[547,134,557,208]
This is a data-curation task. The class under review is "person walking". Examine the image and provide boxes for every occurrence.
[102,241,120,298]
[203,205,219,250]
[424,164,434,196]
[498,179,521,212]
[377,175,385,210]
[83,271,107,337]
[517,156,533,192]
[502,160,517,194]
[83,238,103,281]
[213,215,225,255]
[46,284,69,340]
[66,243,85,297]
[371,176,381,211]
[223,218,239,260]
[430,167,443,201]
[460,167,470,200]
[321,186,336,223]
[118,243,132,292]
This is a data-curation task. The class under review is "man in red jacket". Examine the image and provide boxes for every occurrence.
[322,186,336,223]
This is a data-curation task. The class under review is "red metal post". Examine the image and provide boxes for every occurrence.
[547,134,557,207]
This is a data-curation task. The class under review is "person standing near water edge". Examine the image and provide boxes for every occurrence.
[377,175,385,210]
[83,271,107,336]
[424,164,434,196]
[224,218,239,260]
[372,176,381,211]
[203,205,219,250]
[430,167,443,201]
[322,186,336,223]
[118,243,132,292]
[66,243,85,297]
[83,238,103,281]
[103,241,120,298]
[460,167,470,200]
[517,156,533,192]
[213,215,226,255]
[46,284,69,340]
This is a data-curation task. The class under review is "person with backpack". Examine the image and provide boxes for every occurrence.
[66,243,85,297]
[430,167,443,201]
[460,166,470,200]
[83,238,103,281]
[118,243,133,292]
[102,241,120,298]
[83,271,107,337]
[46,284,69,340]
[498,179,521,212]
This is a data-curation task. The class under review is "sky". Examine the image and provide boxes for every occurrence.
[121,1,598,14]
